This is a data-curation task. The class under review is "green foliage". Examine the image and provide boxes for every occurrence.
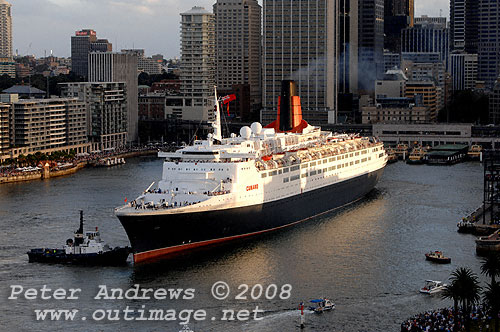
[439,90,490,124]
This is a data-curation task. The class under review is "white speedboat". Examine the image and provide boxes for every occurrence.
[419,280,447,295]
[308,298,336,313]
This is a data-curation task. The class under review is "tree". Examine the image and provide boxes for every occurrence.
[483,281,500,332]
[447,267,482,332]
[442,281,461,331]
[481,253,500,284]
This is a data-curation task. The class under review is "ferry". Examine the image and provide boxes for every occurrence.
[394,143,409,160]
[386,148,398,164]
[467,144,483,160]
[115,81,387,263]
[407,146,427,164]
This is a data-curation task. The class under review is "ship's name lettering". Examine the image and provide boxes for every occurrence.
[246,184,258,191]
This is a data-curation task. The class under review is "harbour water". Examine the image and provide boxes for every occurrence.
[0,158,487,332]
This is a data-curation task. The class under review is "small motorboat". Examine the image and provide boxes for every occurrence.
[425,251,451,264]
[308,298,335,313]
[27,211,130,265]
[420,280,447,294]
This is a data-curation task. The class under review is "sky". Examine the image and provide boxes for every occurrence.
[11,0,450,59]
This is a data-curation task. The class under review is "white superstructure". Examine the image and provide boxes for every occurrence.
[115,122,387,217]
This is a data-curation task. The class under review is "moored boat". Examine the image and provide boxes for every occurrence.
[467,144,483,160]
[386,148,398,163]
[394,143,409,160]
[425,251,451,264]
[27,211,130,265]
[406,146,427,164]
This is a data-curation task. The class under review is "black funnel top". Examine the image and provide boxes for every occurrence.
[279,80,297,132]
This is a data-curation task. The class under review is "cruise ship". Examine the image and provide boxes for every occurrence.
[115,81,387,263]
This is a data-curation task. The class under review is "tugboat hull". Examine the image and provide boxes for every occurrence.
[27,247,130,265]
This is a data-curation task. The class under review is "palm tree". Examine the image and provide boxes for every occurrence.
[481,253,500,284]
[483,281,500,332]
[442,282,461,331]
[448,267,482,332]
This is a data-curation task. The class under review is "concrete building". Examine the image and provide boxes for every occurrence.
[384,0,414,53]
[214,0,261,118]
[450,0,479,53]
[405,81,438,119]
[401,24,450,69]
[0,0,14,78]
[358,0,385,93]
[0,0,12,59]
[71,29,112,78]
[384,52,401,72]
[450,53,478,91]
[375,69,408,99]
[414,15,447,28]
[121,49,162,75]
[139,93,166,121]
[405,80,437,114]
[478,0,500,89]
[490,78,500,124]
[362,97,431,124]
[180,7,216,122]
[339,0,359,95]
[60,82,128,151]
[0,102,9,156]
[10,98,87,153]
[88,52,138,142]
[262,0,338,124]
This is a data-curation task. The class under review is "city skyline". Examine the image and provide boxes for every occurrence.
[11,0,449,59]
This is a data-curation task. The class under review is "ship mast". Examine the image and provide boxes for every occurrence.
[212,86,222,142]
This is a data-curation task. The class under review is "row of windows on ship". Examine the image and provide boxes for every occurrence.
[261,150,385,180]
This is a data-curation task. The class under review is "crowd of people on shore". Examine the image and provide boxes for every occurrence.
[401,306,491,332]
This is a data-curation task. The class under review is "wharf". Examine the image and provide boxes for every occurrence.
[458,204,500,235]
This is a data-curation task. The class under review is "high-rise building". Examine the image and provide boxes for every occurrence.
[262,0,338,124]
[0,102,9,156]
[384,52,401,72]
[490,77,500,124]
[60,82,128,151]
[339,0,359,95]
[478,0,500,89]
[0,0,12,59]
[384,0,414,53]
[180,7,216,122]
[450,0,479,53]
[71,29,112,78]
[405,81,438,120]
[401,24,450,69]
[11,98,87,152]
[450,53,478,91]
[88,52,138,142]
[414,15,446,28]
[214,0,261,119]
[358,0,384,93]
[121,49,162,75]
[0,0,14,78]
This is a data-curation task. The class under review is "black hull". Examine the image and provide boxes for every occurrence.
[118,167,385,262]
[27,247,130,265]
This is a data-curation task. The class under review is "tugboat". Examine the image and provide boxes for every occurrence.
[27,211,130,265]
[308,298,336,313]
[425,250,451,264]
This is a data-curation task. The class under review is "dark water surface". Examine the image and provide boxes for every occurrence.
[0,158,487,332]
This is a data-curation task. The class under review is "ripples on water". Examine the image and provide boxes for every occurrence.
[0,159,486,331]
